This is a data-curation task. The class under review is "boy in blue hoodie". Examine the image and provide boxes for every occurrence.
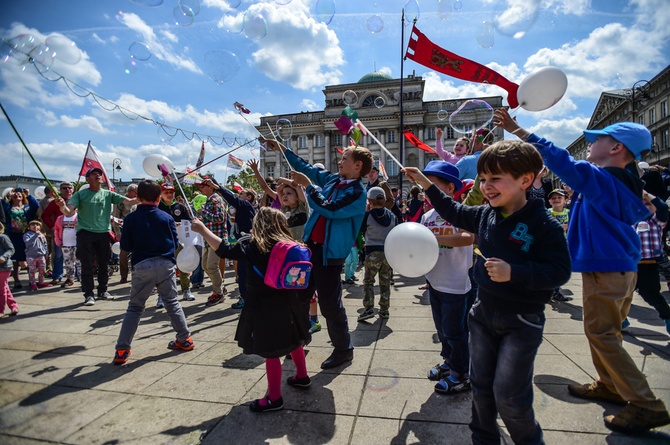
[264,140,372,369]
[495,109,670,434]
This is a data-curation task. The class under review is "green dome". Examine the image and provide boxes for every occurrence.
[358,71,393,83]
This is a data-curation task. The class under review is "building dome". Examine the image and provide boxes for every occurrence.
[358,71,393,83]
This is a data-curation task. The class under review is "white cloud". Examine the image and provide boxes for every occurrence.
[526,115,590,150]
[37,109,111,134]
[300,98,319,111]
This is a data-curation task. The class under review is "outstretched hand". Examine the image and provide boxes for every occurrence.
[493,109,528,139]
[290,171,311,188]
[403,167,432,191]
[247,159,259,171]
[260,137,283,152]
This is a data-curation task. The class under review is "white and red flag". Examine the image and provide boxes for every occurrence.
[78,141,115,191]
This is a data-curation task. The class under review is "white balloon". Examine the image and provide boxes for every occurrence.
[34,186,46,199]
[79,184,90,191]
[111,242,121,255]
[143,154,175,178]
[517,66,568,112]
[384,222,439,278]
[2,187,12,199]
[177,245,200,273]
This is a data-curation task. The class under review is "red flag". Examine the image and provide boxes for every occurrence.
[233,181,243,191]
[405,25,519,108]
[335,147,343,155]
[196,141,205,169]
[78,141,115,191]
[403,130,436,154]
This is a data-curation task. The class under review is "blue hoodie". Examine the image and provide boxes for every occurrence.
[528,134,650,272]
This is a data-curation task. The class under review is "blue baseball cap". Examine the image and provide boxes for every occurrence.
[583,122,651,161]
[422,161,463,192]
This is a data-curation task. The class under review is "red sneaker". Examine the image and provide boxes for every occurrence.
[37,282,53,288]
[113,349,131,365]
[167,337,195,351]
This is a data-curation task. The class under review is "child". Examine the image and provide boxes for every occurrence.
[191,207,311,413]
[435,127,469,165]
[23,220,52,290]
[547,188,572,302]
[495,108,670,434]
[0,222,19,317]
[264,139,372,370]
[113,180,194,365]
[358,186,396,321]
[53,211,80,287]
[404,140,571,445]
[416,161,475,395]
[626,191,670,334]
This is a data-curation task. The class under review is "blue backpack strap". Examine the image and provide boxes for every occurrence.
[253,265,264,278]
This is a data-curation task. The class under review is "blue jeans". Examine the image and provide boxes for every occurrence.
[428,284,470,377]
[469,300,545,445]
[115,257,190,350]
[52,244,64,280]
[190,246,204,285]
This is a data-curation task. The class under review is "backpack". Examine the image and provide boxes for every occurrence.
[253,241,312,290]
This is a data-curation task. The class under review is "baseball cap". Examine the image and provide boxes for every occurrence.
[161,183,175,191]
[422,161,463,192]
[367,186,386,200]
[85,167,103,177]
[548,188,568,198]
[583,122,651,161]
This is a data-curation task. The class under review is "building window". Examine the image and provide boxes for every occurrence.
[387,130,396,143]
[281,164,289,177]
[333,133,342,146]
[425,127,436,140]
[386,158,399,177]
[406,153,418,167]
[445,127,455,139]
[649,108,656,125]
[315,135,324,147]
[638,115,644,125]
[362,95,383,107]
[298,136,307,148]
[266,164,275,179]
[662,101,668,119]
[664,129,669,149]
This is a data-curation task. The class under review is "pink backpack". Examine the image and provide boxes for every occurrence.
[254,241,312,290]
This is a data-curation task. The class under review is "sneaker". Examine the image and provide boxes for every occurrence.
[309,321,322,334]
[98,291,115,301]
[342,278,356,285]
[434,375,471,394]
[378,310,389,319]
[551,289,572,302]
[428,363,450,381]
[231,299,245,309]
[113,349,131,365]
[84,296,96,306]
[30,284,38,291]
[61,279,74,288]
[249,396,284,413]
[622,318,631,330]
[50,279,61,286]
[357,308,375,322]
[206,293,224,307]
[287,375,312,388]
[155,297,164,309]
[37,282,53,288]
[604,403,670,434]
[167,337,195,351]
[567,381,626,405]
[182,289,196,301]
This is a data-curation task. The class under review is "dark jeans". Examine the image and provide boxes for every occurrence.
[428,283,470,377]
[637,262,670,319]
[303,242,352,352]
[237,258,248,299]
[52,244,64,280]
[190,246,204,285]
[469,301,545,445]
[76,230,111,297]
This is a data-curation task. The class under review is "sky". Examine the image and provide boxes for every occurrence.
[0,0,669,186]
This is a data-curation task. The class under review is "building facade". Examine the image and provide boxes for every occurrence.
[567,65,670,164]
[257,71,504,193]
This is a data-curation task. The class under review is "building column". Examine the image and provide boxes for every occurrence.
[324,132,331,170]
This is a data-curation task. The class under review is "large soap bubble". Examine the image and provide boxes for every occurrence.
[449,99,494,134]
[367,15,384,33]
[492,0,540,38]
[276,118,293,142]
[129,42,152,61]
[173,5,195,26]
[203,49,240,84]
[244,12,268,41]
[342,90,358,106]
[315,0,336,25]
[404,0,420,23]
[477,21,495,49]
[45,34,82,65]
[384,223,439,277]
[437,0,452,20]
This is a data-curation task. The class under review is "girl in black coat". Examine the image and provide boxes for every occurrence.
[191,207,311,413]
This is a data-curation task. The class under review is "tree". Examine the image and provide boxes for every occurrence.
[225,167,261,193]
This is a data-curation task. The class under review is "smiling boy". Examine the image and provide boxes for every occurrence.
[404,140,571,445]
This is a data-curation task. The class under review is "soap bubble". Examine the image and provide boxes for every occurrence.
[404,0,420,23]
[275,0,292,4]
[222,13,244,33]
[173,5,195,26]
[128,42,151,61]
[45,34,81,65]
[438,0,453,20]
[244,12,268,41]
[492,0,540,38]
[453,0,463,10]
[123,59,138,75]
[7,34,38,62]
[28,43,54,69]
[449,99,494,134]
[225,0,241,8]
[342,90,358,105]
[374,97,386,108]
[130,0,163,6]
[437,110,448,121]
[179,0,200,16]
[315,0,336,25]
[203,49,240,84]
[477,21,495,48]
[276,118,293,141]
[367,15,384,33]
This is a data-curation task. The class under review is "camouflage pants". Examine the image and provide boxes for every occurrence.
[363,251,392,311]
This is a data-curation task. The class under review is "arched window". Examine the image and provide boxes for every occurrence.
[362,95,383,108]
[406,153,419,168]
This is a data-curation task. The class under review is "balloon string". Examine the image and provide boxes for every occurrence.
[356,119,405,170]
[0,102,60,198]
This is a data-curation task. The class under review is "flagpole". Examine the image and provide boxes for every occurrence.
[398,9,405,193]
[176,138,255,180]
[0,102,60,198]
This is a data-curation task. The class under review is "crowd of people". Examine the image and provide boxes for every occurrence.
[2,109,670,441]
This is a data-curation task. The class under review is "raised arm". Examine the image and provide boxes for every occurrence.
[248,159,277,201]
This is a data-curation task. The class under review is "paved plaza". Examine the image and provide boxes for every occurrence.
[1,267,669,444]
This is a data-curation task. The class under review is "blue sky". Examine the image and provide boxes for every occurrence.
[0,0,668,184]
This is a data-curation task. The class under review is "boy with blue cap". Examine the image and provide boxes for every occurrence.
[494,109,670,435]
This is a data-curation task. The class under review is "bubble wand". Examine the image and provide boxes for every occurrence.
[355,119,405,169]
[0,102,60,198]
[158,163,195,220]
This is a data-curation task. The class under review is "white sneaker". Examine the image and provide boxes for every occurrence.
[84,296,96,306]
[182,290,195,301]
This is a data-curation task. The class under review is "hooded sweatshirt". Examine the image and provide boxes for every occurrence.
[362,207,396,253]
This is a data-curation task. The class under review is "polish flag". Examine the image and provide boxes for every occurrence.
[78,141,115,191]
[233,181,244,192]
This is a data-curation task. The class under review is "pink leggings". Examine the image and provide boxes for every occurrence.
[261,346,308,406]
[0,270,18,314]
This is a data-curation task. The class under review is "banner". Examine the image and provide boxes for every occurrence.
[195,141,205,169]
[182,167,203,185]
[378,160,389,180]
[405,25,520,108]
[227,154,244,170]
[403,130,436,154]
[78,141,115,191]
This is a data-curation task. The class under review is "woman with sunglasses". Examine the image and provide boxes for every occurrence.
[2,188,39,289]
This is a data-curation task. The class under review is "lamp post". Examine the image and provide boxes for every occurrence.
[628,80,650,123]
[112,158,122,183]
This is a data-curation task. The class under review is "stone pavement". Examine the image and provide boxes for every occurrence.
[0,268,669,445]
